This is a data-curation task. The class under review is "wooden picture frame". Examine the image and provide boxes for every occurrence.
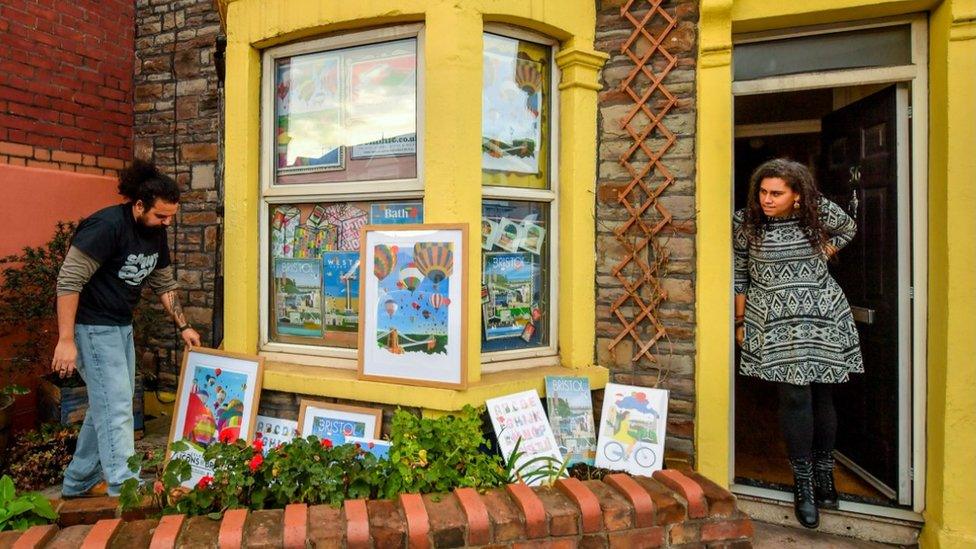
[167,347,265,486]
[357,223,468,389]
[297,399,383,445]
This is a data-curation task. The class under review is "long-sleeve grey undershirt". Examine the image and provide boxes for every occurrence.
[56,245,179,296]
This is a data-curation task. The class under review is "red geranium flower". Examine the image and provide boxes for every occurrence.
[252,438,264,452]
[153,480,165,495]
[320,438,333,448]
[219,430,236,444]
[196,476,214,489]
[249,453,264,472]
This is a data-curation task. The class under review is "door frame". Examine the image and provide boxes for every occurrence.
[728,14,929,517]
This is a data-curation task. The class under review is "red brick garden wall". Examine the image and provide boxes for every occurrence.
[0,0,135,172]
[1,470,754,548]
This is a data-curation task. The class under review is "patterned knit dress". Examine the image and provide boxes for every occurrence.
[733,198,864,385]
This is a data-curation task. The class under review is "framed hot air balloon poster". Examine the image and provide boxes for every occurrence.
[358,224,468,389]
[167,348,265,487]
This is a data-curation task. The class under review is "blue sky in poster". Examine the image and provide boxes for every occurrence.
[546,376,592,409]
[189,365,248,428]
[322,251,359,299]
[375,247,450,336]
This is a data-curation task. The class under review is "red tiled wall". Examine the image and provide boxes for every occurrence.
[0,0,135,162]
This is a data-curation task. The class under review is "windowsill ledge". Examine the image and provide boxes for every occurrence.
[262,360,610,412]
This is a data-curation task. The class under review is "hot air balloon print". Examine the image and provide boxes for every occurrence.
[515,55,543,118]
[373,244,398,281]
[429,293,451,310]
[399,263,424,293]
[384,299,398,318]
[413,242,453,292]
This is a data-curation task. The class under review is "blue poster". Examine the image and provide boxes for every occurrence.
[322,251,360,333]
[369,202,424,225]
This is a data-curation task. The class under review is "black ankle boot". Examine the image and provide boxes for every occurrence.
[789,457,820,529]
[813,449,839,510]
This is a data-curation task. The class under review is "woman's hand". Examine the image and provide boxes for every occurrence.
[735,325,745,347]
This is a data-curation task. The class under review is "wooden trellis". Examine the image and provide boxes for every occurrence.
[608,0,678,364]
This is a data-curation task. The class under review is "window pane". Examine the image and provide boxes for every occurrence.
[734,25,912,82]
[274,38,418,185]
[482,34,551,189]
[481,200,550,352]
[269,201,424,348]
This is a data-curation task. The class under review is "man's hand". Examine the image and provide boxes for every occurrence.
[52,338,78,378]
[181,327,202,348]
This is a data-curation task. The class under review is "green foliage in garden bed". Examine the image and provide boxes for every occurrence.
[121,405,568,517]
[0,475,58,532]
[2,423,79,491]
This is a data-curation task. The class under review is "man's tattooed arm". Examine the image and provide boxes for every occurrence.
[160,289,202,347]
[160,290,189,329]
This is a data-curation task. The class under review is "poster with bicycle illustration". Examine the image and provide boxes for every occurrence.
[594,383,669,476]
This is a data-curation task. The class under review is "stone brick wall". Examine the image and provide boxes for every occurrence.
[0,0,135,171]
[133,0,223,390]
[21,469,754,548]
[594,1,699,461]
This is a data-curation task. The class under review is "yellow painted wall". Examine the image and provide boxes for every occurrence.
[220,0,607,407]
[697,0,976,546]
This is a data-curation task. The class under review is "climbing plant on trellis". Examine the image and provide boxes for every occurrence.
[607,0,678,366]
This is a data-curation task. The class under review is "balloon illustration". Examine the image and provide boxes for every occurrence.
[413,242,453,291]
[373,244,398,281]
[398,263,424,293]
[429,293,451,310]
[215,368,222,376]
[422,310,431,319]
[384,299,398,318]
[515,55,543,117]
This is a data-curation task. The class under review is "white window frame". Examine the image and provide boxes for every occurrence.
[480,24,561,372]
[258,24,426,367]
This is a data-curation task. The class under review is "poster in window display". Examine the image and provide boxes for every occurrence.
[483,252,536,341]
[370,202,424,225]
[494,218,523,253]
[273,258,323,339]
[254,415,299,455]
[487,390,563,486]
[275,55,345,174]
[481,218,500,251]
[358,224,468,389]
[322,251,361,337]
[594,383,669,476]
[482,36,545,175]
[519,222,546,255]
[168,348,264,487]
[346,50,417,159]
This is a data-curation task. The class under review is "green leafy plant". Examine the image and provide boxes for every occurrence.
[380,405,507,498]
[0,221,75,376]
[2,423,80,491]
[0,475,58,532]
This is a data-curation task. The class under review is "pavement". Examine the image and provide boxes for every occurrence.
[754,520,909,548]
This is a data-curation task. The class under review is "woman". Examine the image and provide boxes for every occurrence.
[733,158,863,529]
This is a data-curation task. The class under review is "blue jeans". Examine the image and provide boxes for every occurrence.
[62,324,138,497]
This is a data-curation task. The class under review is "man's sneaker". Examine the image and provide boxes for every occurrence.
[62,481,109,499]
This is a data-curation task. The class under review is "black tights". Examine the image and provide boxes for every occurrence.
[777,382,837,459]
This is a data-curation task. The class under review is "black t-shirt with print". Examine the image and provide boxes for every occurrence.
[72,203,171,326]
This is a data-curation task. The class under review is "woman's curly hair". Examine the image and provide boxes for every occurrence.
[744,158,827,251]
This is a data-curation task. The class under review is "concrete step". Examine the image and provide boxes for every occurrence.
[739,494,921,547]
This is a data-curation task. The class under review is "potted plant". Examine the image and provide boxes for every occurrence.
[0,385,29,469]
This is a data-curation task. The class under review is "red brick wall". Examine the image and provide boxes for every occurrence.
[0,0,135,170]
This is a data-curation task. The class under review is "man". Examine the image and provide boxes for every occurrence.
[52,159,201,498]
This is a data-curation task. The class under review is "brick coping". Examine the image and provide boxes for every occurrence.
[6,469,753,548]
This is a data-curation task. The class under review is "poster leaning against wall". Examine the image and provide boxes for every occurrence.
[168,348,264,487]
[358,224,468,389]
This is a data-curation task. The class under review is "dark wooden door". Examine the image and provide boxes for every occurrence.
[819,85,908,501]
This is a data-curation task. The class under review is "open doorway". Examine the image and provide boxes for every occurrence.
[732,83,915,510]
